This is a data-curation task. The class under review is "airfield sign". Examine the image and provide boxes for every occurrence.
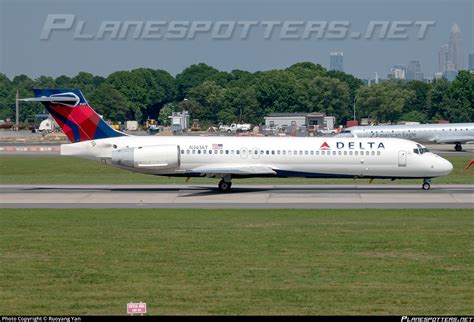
[127,302,147,315]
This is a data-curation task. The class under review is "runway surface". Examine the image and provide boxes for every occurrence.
[1,184,472,209]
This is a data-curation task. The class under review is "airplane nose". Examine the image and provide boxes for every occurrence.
[435,157,453,176]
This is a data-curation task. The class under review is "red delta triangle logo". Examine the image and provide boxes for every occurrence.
[320,141,330,150]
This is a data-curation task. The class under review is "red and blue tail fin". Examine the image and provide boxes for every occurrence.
[23,88,126,143]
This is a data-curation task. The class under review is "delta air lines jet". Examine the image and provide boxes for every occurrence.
[21,89,453,191]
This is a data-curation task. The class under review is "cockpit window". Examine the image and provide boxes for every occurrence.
[414,144,430,154]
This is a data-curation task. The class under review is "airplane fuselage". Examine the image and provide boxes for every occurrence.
[61,136,453,180]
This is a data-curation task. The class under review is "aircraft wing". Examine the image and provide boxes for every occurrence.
[188,164,276,176]
[435,137,474,144]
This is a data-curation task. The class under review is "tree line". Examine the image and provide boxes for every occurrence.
[0,62,472,126]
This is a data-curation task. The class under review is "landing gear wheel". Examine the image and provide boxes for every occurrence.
[455,144,462,152]
[422,182,431,190]
[218,180,232,192]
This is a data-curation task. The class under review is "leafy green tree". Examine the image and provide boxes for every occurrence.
[158,103,173,126]
[188,81,225,123]
[175,63,221,100]
[447,71,474,122]
[0,74,13,120]
[429,78,450,120]
[306,76,351,123]
[254,70,306,114]
[403,80,431,122]
[356,81,415,123]
[70,72,96,96]
[55,75,72,87]
[88,83,130,122]
[106,68,175,121]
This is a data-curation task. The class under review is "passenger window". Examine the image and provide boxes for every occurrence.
[277,150,281,155]
[266,150,269,155]
[192,150,196,154]
[220,150,223,154]
[371,151,375,155]
[344,151,347,155]
[198,150,201,154]
[366,151,370,155]
[305,151,308,155]
[338,151,342,155]
[283,150,286,155]
[299,151,303,155]
[186,150,190,154]
[231,150,234,154]
[254,150,258,155]
[316,151,319,155]
[271,150,275,155]
[225,150,229,154]
[355,151,358,156]
[332,151,336,155]
[377,151,381,155]
[236,150,240,154]
[181,150,184,154]
[349,151,353,155]
[310,151,314,155]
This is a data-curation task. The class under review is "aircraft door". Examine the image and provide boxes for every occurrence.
[240,147,248,159]
[398,150,407,167]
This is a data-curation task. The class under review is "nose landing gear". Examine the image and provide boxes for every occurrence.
[455,144,462,152]
[422,178,431,190]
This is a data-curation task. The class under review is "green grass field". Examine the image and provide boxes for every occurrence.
[0,155,473,184]
[0,209,472,315]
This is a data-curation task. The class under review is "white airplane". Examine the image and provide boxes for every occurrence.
[337,123,474,151]
[21,89,453,191]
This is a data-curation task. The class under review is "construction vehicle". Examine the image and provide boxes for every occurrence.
[191,119,201,131]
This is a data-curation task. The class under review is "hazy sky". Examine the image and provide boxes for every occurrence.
[1,0,472,79]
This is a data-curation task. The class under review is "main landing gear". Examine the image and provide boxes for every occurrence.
[455,144,462,152]
[422,178,431,190]
[218,175,232,192]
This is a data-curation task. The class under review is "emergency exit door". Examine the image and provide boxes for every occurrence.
[398,150,407,167]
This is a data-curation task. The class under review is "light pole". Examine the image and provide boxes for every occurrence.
[353,97,356,121]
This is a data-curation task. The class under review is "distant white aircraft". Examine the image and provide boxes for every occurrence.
[337,123,474,151]
[21,89,453,191]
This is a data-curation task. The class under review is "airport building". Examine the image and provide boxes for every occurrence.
[264,112,334,130]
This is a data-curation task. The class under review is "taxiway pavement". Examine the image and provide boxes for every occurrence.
[1,184,472,209]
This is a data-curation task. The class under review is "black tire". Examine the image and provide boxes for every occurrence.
[455,144,462,152]
[218,180,232,192]
[422,183,431,190]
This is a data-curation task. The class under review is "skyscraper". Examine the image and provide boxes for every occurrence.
[389,65,406,80]
[438,44,449,72]
[448,23,464,71]
[330,52,344,72]
[439,23,465,75]
[406,60,423,81]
